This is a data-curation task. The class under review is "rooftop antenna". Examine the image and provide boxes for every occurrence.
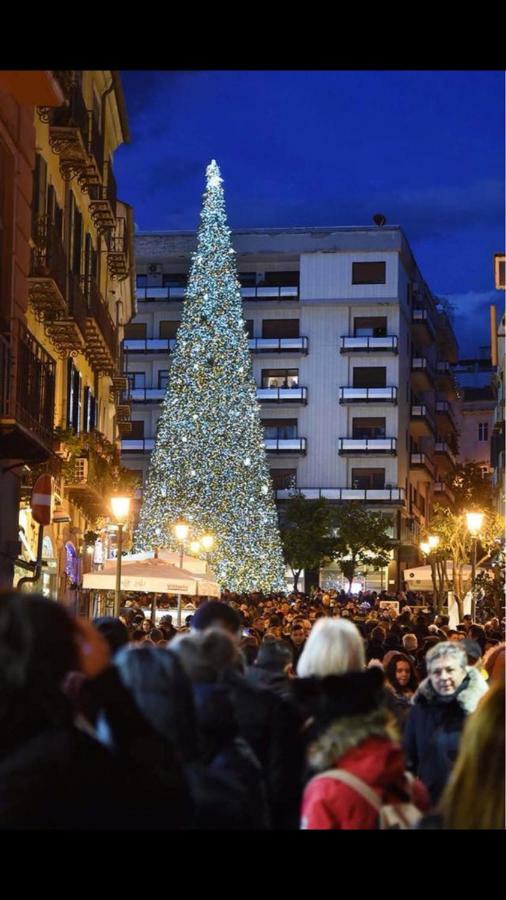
[373,213,386,227]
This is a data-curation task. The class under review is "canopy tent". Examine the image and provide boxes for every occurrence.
[82,555,220,598]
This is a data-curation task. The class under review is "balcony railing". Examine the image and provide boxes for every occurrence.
[275,486,406,503]
[107,217,129,281]
[82,275,117,373]
[264,438,307,453]
[257,386,307,403]
[0,320,56,459]
[410,404,436,432]
[434,441,457,467]
[338,437,397,454]
[433,482,456,504]
[136,286,186,301]
[339,386,398,403]
[29,216,68,318]
[340,335,398,353]
[240,286,299,300]
[43,272,86,355]
[88,161,117,235]
[412,307,436,337]
[121,438,155,452]
[249,337,308,353]
[123,338,176,353]
[436,400,458,429]
[46,83,90,181]
[410,452,435,477]
[129,388,165,402]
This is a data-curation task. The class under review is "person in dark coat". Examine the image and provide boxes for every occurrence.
[0,593,191,830]
[246,636,294,699]
[383,651,418,734]
[403,641,488,805]
[190,601,305,830]
[366,626,386,662]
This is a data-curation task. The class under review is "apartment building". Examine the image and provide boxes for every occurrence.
[491,257,505,515]
[121,225,459,591]
[0,71,135,596]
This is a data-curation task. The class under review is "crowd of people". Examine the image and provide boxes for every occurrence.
[0,585,503,830]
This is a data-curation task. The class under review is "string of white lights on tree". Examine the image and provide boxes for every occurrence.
[134,160,286,592]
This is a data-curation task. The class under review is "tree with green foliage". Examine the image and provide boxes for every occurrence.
[331,503,392,593]
[134,161,285,592]
[279,493,337,591]
[445,462,495,513]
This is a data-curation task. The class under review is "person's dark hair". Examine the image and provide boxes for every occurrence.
[191,601,240,635]
[384,652,418,693]
[149,628,165,644]
[256,636,293,671]
[171,628,238,682]
[268,614,282,628]
[131,629,145,642]
[371,625,386,643]
[468,624,486,653]
[92,616,129,655]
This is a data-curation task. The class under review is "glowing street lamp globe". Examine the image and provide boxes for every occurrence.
[174,520,189,542]
[428,535,440,549]
[201,533,214,551]
[466,511,484,536]
[189,540,201,554]
[110,495,131,523]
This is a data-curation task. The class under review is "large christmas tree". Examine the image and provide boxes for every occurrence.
[134,161,286,592]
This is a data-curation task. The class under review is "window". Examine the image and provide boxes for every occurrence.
[352,261,386,285]
[261,368,299,388]
[352,366,386,388]
[159,320,179,339]
[262,319,300,338]
[353,316,387,337]
[68,195,82,276]
[270,468,297,490]
[478,422,489,441]
[130,421,145,439]
[244,319,254,338]
[263,419,298,440]
[82,386,95,432]
[0,139,14,330]
[260,271,299,287]
[162,273,187,287]
[32,152,47,222]
[158,370,169,390]
[128,372,146,390]
[352,417,386,439]
[136,274,147,287]
[351,468,385,490]
[238,272,257,287]
[124,322,147,340]
[66,360,81,432]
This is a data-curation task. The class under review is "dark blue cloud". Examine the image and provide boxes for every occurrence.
[116,70,505,356]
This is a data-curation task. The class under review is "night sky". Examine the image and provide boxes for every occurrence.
[116,70,505,358]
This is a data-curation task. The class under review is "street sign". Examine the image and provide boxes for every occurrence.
[31,474,52,526]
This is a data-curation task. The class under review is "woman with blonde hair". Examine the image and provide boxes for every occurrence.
[432,679,505,829]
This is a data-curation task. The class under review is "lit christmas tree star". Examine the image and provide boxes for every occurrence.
[134,159,285,592]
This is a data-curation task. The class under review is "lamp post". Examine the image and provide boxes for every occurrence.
[110,496,131,618]
[466,511,484,620]
[174,519,189,628]
[420,535,440,609]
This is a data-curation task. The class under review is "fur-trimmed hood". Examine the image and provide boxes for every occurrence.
[307,707,399,772]
[412,666,488,715]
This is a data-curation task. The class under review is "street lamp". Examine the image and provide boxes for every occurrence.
[201,533,214,552]
[189,540,201,555]
[174,519,189,628]
[428,535,440,550]
[466,511,484,619]
[420,541,431,556]
[110,495,131,618]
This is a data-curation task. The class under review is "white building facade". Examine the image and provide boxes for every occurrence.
[121,226,459,591]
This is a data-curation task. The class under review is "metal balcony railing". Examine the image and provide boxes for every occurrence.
[410,452,435,477]
[338,437,397,454]
[0,319,56,451]
[411,404,436,430]
[436,400,458,429]
[340,335,398,352]
[82,275,116,362]
[433,482,456,504]
[128,388,165,402]
[121,438,155,452]
[136,286,186,301]
[434,441,457,466]
[249,337,308,353]
[29,215,68,304]
[412,307,436,336]
[240,286,299,300]
[123,338,176,352]
[257,386,307,403]
[48,82,90,150]
[275,486,406,503]
[339,386,398,403]
[264,437,307,453]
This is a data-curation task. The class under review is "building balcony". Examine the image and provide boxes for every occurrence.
[136,286,186,302]
[240,286,299,301]
[45,83,90,182]
[410,451,435,479]
[28,216,68,321]
[411,356,435,390]
[64,451,110,518]
[0,319,56,462]
[123,338,176,353]
[249,337,308,354]
[434,441,457,469]
[275,486,406,504]
[129,388,165,403]
[43,272,87,356]
[257,386,307,404]
[339,386,397,404]
[433,482,456,506]
[410,404,436,437]
[338,437,397,455]
[340,335,398,353]
[264,437,307,453]
[106,217,129,281]
[88,162,117,237]
[412,307,435,343]
[399,517,422,546]
[435,400,458,431]
[82,276,117,375]
[121,438,155,453]
[436,361,459,397]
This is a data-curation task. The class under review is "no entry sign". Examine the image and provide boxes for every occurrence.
[31,474,53,526]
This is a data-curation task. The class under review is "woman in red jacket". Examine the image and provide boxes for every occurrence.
[299,667,430,829]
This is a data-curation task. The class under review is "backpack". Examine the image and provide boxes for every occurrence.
[308,768,423,829]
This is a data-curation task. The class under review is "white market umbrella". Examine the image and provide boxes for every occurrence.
[83,555,220,598]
